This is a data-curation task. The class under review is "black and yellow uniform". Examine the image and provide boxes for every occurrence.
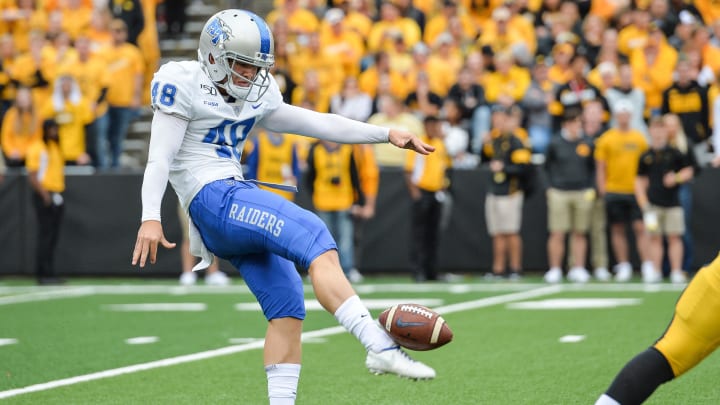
[636,146,691,207]
[549,80,609,131]
[599,252,720,404]
[25,120,65,283]
[305,142,362,212]
[484,132,532,196]
[244,131,300,202]
[661,81,710,144]
[404,132,450,282]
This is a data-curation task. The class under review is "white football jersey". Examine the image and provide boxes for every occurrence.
[150,60,283,209]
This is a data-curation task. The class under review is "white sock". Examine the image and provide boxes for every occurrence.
[594,394,620,405]
[549,267,561,272]
[266,363,300,405]
[334,295,395,353]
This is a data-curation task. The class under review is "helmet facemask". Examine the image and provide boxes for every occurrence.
[218,51,272,103]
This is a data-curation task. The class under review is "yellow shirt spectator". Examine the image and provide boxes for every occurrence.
[289,33,344,95]
[630,39,677,116]
[595,128,648,194]
[695,0,720,24]
[60,3,92,40]
[343,9,373,39]
[701,43,720,76]
[244,131,300,202]
[547,43,574,86]
[87,8,114,52]
[353,144,379,203]
[63,36,111,118]
[40,76,93,163]
[425,36,463,97]
[423,4,477,46]
[358,54,411,100]
[26,137,65,193]
[100,42,144,107]
[367,3,421,53]
[266,0,319,39]
[11,36,57,104]
[589,0,620,21]
[1,102,42,163]
[368,95,424,166]
[291,69,331,113]
[484,58,531,104]
[617,24,649,57]
[5,6,47,53]
[306,141,358,212]
[477,7,536,55]
[137,0,162,105]
[405,134,450,192]
[319,14,365,80]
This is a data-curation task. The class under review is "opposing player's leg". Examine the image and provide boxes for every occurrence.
[596,253,720,405]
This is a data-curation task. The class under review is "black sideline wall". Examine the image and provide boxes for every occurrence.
[1,167,719,276]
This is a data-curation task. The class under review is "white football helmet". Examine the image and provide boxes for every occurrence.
[198,9,275,102]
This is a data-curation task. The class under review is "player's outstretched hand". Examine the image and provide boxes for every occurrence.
[388,129,435,155]
[132,220,176,268]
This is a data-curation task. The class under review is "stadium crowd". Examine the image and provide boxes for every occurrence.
[3,0,720,283]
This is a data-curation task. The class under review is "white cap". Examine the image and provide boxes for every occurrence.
[679,10,696,25]
[492,7,511,21]
[324,8,344,24]
[435,32,453,46]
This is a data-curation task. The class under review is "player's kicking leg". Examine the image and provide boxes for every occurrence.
[596,253,720,405]
[309,250,436,380]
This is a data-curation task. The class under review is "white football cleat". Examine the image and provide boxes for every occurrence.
[543,267,563,284]
[347,268,364,283]
[205,270,231,286]
[567,267,591,283]
[366,346,436,380]
[670,270,687,284]
[593,267,611,282]
[641,261,661,284]
[179,271,197,286]
[614,263,633,282]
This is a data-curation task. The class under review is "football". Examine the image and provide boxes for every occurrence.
[378,303,453,351]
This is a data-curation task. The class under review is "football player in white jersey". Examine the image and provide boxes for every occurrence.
[131,9,437,405]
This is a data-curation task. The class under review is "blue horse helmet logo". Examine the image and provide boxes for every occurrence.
[206,18,230,45]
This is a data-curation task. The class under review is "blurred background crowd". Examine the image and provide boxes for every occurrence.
[2,0,720,284]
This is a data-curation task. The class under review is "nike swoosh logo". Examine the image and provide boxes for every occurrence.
[395,318,426,328]
[251,103,262,109]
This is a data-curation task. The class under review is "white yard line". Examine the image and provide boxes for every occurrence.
[0,287,95,305]
[0,286,560,400]
[0,282,687,306]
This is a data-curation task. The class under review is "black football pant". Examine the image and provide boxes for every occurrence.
[410,190,442,282]
[32,193,64,279]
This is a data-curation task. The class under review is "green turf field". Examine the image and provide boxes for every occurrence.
[1,278,719,404]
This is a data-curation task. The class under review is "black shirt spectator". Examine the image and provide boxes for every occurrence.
[661,59,710,144]
[110,0,145,45]
[637,146,691,207]
[447,67,485,121]
[545,130,595,190]
[550,52,609,131]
